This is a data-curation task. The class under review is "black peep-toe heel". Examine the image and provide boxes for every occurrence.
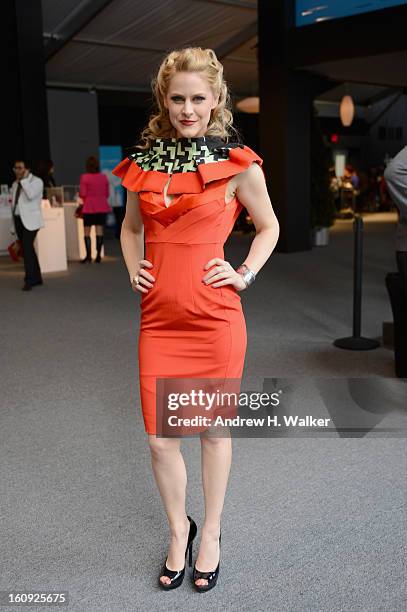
[192,530,222,592]
[159,515,197,590]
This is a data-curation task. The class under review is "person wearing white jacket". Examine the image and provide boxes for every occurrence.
[11,160,44,291]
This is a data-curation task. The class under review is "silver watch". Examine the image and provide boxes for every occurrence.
[236,264,256,288]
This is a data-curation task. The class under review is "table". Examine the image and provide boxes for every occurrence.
[35,204,67,273]
[0,202,68,273]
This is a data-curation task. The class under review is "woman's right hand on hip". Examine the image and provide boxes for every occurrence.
[130,259,155,293]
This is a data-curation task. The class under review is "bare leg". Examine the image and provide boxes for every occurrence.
[148,434,190,586]
[194,430,232,586]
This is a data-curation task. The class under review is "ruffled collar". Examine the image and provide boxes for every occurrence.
[112,140,262,195]
[128,136,243,174]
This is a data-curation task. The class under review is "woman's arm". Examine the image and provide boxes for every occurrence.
[20,175,43,201]
[203,162,279,291]
[235,162,279,274]
[120,190,154,293]
[79,175,87,200]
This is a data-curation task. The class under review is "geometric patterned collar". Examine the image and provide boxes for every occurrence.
[112,137,263,197]
[128,136,244,175]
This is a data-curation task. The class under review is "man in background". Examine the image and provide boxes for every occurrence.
[384,147,407,377]
[384,146,407,291]
[11,160,44,291]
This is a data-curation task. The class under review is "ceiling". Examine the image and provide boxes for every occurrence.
[316,83,403,106]
[42,0,258,97]
[41,0,407,106]
[307,50,407,90]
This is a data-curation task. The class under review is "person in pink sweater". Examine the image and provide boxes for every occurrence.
[79,156,111,263]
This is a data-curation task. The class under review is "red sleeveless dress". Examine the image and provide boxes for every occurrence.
[113,137,264,435]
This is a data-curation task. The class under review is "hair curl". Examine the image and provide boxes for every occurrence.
[135,47,242,150]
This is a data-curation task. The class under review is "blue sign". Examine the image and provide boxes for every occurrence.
[99,145,124,207]
[296,0,407,26]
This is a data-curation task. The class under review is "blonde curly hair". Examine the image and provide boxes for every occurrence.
[136,47,242,150]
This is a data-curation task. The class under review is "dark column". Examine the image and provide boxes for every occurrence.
[258,0,313,252]
[1,0,49,184]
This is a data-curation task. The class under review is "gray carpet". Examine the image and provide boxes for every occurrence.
[0,214,406,611]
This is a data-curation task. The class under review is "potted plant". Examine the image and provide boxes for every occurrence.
[310,113,336,246]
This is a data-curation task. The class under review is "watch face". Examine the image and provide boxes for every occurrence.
[244,270,255,284]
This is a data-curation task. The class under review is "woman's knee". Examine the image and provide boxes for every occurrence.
[200,431,231,448]
[148,434,180,458]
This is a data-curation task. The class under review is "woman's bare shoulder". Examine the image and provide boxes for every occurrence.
[235,161,265,188]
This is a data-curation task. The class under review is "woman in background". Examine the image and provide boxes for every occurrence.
[37,159,56,188]
[79,156,111,263]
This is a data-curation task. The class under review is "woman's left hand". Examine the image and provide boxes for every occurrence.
[202,258,246,291]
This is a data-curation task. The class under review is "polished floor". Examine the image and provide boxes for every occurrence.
[0,213,406,611]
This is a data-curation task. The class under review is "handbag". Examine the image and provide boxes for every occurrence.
[75,204,84,219]
[8,239,23,261]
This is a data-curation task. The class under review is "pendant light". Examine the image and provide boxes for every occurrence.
[236,96,259,114]
[339,94,355,127]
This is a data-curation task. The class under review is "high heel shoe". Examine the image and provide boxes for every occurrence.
[193,530,222,592]
[158,515,197,590]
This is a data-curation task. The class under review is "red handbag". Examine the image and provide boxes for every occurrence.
[75,204,84,219]
[8,239,23,261]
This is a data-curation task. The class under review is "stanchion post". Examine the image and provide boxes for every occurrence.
[334,214,380,350]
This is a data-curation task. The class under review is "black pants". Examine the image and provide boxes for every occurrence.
[396,251,407,299]
[386,252,407,377]
[13,214,42,285]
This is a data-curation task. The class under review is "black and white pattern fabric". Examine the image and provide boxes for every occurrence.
[128,137,243,174]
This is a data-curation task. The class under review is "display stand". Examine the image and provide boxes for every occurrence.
[0,201,67,272]
[35,204,67,273]
[0,206,12,253]
[63,202,104,261]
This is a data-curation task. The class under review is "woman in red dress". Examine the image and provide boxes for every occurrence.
[113,47,279,592]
